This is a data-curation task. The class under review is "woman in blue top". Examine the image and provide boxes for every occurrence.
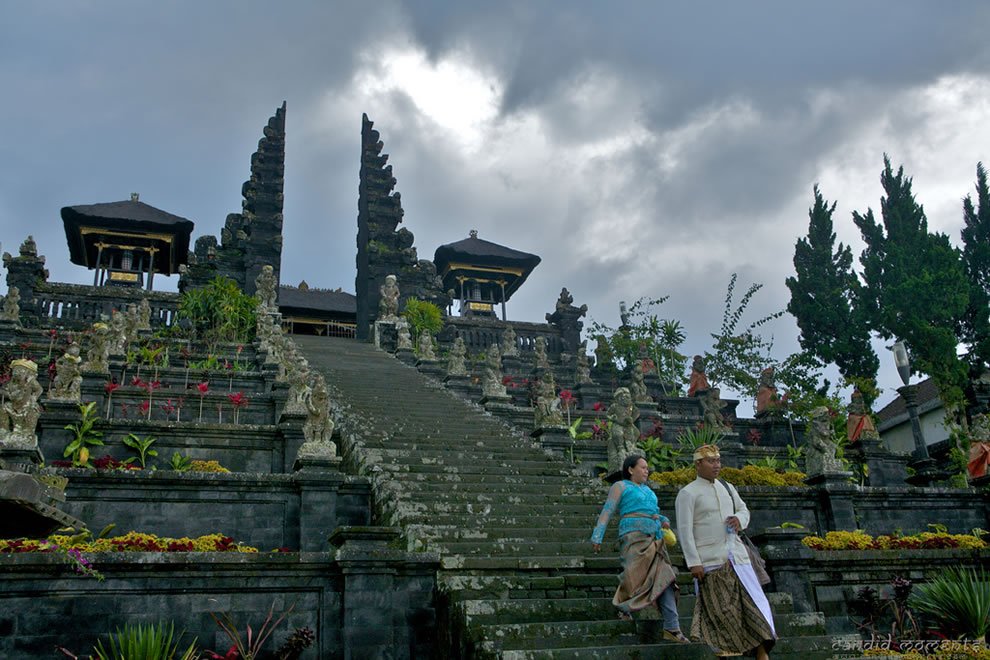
[591,454,688,642]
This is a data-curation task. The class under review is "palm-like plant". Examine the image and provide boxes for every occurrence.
[676,425,725,451]
[93,621,198,660]
[909,567,990,640]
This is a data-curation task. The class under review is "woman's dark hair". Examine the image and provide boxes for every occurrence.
[621,454,647,480]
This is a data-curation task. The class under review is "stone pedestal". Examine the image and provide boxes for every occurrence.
[479,394,514,416]
[277,410,308,473]
[292,454,344,551]
[415,358,444,379]
[0,446,44,473]
[575,382,601,410]
[394,347,417,366]
[531,426,570,442]
[373,320,398,352]
[501,355,523,376]
[635,401,659,420]
[443,374,472,397]
[750,527,815,613]
[329,526,440,660]
[716,442,745,469]
[844,437,909,487]
[905,457,942,487]
[805,472,857,531]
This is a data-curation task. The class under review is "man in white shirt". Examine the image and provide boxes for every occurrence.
[675,444,775,659]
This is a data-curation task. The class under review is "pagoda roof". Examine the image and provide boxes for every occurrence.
[433,233,541,300]
[61,199,195,275]
[278,285,356,314]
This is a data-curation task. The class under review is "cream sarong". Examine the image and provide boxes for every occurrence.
[613,531,678,615]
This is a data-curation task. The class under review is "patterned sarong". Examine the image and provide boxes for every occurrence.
[690,561,776,655]
[613,531,678,615]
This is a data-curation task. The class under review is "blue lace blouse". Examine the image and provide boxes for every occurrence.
[590,480,670,544]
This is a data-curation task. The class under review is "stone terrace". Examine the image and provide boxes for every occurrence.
[298,335,855,658]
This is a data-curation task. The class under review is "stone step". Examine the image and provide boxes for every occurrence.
[493,633,860,660]
[366,447,561,464]
[373,462,577,478]
[383,488,604,506]
[394,479,602,496]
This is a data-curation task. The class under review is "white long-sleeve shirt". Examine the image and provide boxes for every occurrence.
[675,476,751,569]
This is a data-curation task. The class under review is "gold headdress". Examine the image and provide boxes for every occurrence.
[693,444,721,461]
[10,358,38,372]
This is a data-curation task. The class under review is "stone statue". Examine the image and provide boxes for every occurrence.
[0,359,43,449]
[593,334,614,368]
[50,344,83,402]
[136,298,152,331]
[804,405,844,476]
[699,387,729,433]
[533,372,565,428]
[417,331,437,360]
[629,364,652,404]
[283,356,312,415]
[755,367,779,417]
[20,235,38,258]
[396,318,413,351]
[687,355,710,397]
[533,336,549,370]
[255,265,278,310]
[846,389,879,443]
[83,322,110,373]
[575,341,593,385]
[0,286,21,322]
[124,303,141,346]
[607,387,640,476]
[378,274,400,321]
[555,288,574,313]
[109,309,128,355]
[447,337,467,376]
[500,326,519,358]
[481,344,507,398]
[299,374,337,459]
[967,414,990,479]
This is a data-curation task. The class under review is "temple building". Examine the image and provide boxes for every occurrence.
[433,230,541,320]
[278,282,357,337]
[60,194,194,290]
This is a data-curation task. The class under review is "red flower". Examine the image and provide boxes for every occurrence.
[145,380,161,392]
[139,401,150,416]
[131,376,145,388]
[592,401,604,412]
[47,328,57,338]
[197,382,209,395]
[227,392,248,408]
[104,381,120,395]
[502,375,514,385]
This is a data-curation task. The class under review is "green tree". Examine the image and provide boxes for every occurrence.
[786,186,879,403]
[401,298,443,342]
[588,297,688,386]
[853,156,969,411]
[960,162,990,371]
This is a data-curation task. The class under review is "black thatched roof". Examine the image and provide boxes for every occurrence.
[433,233,541,300]
[434,234,541,270]
[278,286,356,315]
[61,199,195,274]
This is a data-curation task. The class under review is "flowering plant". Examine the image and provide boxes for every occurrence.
[802,529,987,552]
[104,381,120,419]
[197,382,209,422]
[227,392,248,424]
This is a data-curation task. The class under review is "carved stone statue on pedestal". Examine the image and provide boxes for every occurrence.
[284,357,312,416]
[447,337,467,376]
[482,344,508,399]
[137,298,152,331]
[396,319,413,351]
[533,372,564,428]
[545,287,588,354]
[804,405,844,476]
[967,414,990,479]
[109,309,128,355]
[378,274,400,321]
[575,341,593,385]
[299,375,337,459]
[417,332,436,360]
[699,387,729,433]
[0,286,21,323]
[500,327,519,358]
[629,365,652,404]
[124,303,141,346]
[687,355,710,397]
[755,367,779,417]
[846,389,878,443]
[255,265,278,310]
[83,322,110,373]
[0,359,43,449]
[50,344,83,402]
[607,387,640,476]
[533,336,550,370]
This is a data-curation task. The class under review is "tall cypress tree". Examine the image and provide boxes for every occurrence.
[853,156,969,409]
[961,162,990,370]
[786,186,878,398]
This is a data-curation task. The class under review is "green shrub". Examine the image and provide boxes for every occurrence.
[909,566,990,640]
[175,276,257,348]
[93,621,198,660]
[402,298,443,340]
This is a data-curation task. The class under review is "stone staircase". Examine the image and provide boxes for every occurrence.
[297,336,854,659]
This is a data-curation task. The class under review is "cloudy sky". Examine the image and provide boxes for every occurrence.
[3,1,990,408]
